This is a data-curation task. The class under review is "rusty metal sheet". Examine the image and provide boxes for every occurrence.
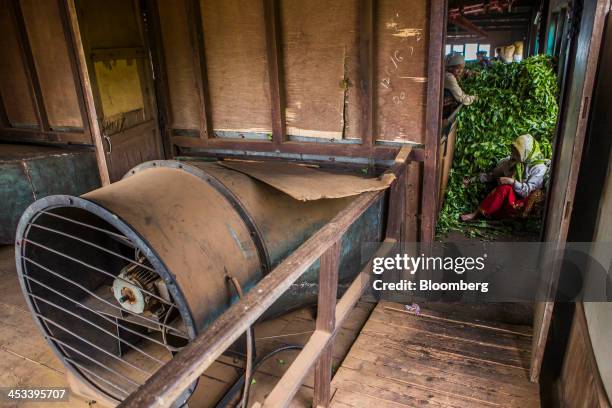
[218,160,395,201]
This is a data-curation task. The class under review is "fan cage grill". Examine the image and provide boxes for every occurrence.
[16,203,193,401]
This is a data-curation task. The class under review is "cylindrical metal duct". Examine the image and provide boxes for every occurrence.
[15,160,383,404]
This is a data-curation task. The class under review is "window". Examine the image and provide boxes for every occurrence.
[447,43,491,59]
[465,43,478,60]
[451,44,465,55]
[478,44,491,56]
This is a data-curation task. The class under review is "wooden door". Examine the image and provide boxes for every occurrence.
[77,0,164,182]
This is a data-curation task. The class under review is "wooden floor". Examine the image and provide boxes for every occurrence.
[330,301,540,408]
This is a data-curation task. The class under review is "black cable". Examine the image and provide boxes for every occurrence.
[224,274,304,408]
[215,345,304,408]
[226,275,253,408]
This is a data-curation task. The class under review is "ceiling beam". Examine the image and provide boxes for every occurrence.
[448,14,490,38]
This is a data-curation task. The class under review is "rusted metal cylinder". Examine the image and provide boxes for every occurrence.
[15,160,383,404]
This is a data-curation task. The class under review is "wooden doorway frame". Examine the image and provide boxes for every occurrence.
[530,0,610,383]
[63,0,110,185]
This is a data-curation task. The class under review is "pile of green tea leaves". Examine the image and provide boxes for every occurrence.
[437,55,558,238]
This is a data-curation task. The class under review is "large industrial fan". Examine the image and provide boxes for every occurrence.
[15,160,383,405]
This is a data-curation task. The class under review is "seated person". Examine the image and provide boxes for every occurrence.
[444,53,477,106]
[461,134,549,221]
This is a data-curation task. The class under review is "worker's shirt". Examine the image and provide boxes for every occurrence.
[512,163,547,197]
[479,158,548,197]
[444,72,476,105]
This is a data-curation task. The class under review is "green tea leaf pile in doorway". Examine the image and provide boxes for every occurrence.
[437,55,558,238]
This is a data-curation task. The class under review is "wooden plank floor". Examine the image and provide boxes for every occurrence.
[331,301,540,408]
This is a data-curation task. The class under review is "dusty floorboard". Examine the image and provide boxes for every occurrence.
[330,301,540,408]
[0,245,373,407]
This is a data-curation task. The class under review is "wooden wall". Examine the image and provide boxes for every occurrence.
[156,0,431,156]
[559,304,611,407]
[0,0,434,155]
[0,0,91,145]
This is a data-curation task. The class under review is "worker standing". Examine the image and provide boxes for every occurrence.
[444,54,477,106]
[476,50,492,68]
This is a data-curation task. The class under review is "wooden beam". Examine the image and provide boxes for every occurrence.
[537,0,549,54]
[313,241,341,408]
[358,0,375,149]
[118,190,383,408]
[385,145,411,241]
[448,14,489,39]
[263,0,286,145]
[262,240,396,407]
[264,330,332,407]
[57,0,92,144]
[10,0,50,132]
[185,0,212,139]
[0,91,10,129]
[420,0,446,243]
[173,136,425,161]
[386,167,406,241]
[144,0,174,158]
[0,128,88,144]
[63,0,110,186]
[393,144,412,164]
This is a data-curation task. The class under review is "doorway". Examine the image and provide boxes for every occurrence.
[75,0,164,182]
[435,0,608,385]
[438,0,560,241]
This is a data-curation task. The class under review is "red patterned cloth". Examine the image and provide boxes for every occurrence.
[479,184,529,218]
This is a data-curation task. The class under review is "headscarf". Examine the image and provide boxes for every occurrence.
[446,53,465,67]
[512,134,546,182]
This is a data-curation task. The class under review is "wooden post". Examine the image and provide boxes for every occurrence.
[385,145,411,241]
[143,0,174,159]
[420,0,447,243]
[313,240,341,408]
[0,95,9,129]
[386,168,406,241]
[57,0,92,145]
[10,0,50,133]
[63,0,110,186]
[358,0,375,150]
[186,0,213,139]
[263,0,286,145]
[530,0,610,382]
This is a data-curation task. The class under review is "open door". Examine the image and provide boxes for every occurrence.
[530,0,610,382]
[75,0,164,182]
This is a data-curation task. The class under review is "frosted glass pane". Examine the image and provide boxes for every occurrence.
[465,43,478,60]
[478,44,491,56]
